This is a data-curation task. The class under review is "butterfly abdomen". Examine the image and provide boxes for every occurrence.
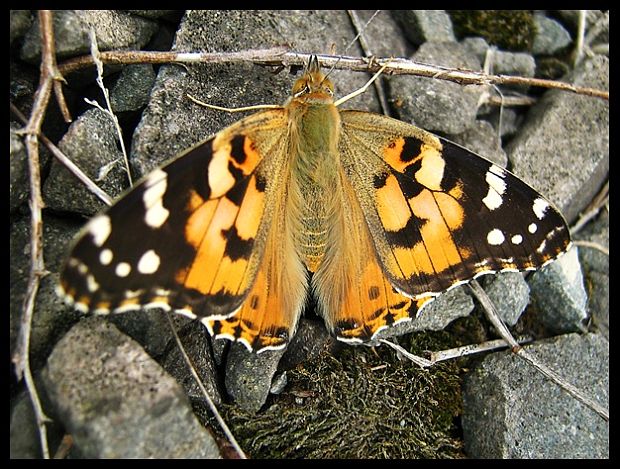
[288,102,342,272]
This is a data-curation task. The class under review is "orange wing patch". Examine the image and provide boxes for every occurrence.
[205,192,309,352]
[204,269,291,351]
[175,172,266,303]
[331,256,433,342]
[312,173,430,342]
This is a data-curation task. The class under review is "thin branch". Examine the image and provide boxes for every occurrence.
[467,280,609,421]
[572,240,609,256]
[163,314,247,459]
[570,180,609,236]
[57,48,609,101]
[573,10,587,66]
[347,10,391,116]
[12,9,57,460]
[87,29,132,186]
[380,335,534,369]
[11,102,113,206]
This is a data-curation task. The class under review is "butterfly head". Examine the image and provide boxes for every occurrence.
[291,55,334,102]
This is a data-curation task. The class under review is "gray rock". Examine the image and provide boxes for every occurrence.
[42,317,221,458]
[43,107,128,216]
[20,10,158,62]
[387,41,483,134]
[10,215,84,372]
[485,107,522,139]
[529,246,588,334]
[351,10,410,59]
[532,14,573,55]
[574,209,609,339]
[110,64,157,113]
[491,50,536,78]
[224,343,285,412]
[392,10,456,45]
[449,119,508,168]
[160,321,223,406]
[461,37,490,64]
[278,317,336,371]
[10,123,29,212]
[506,55,608,224]
[462,333,608,458]
[10,10,33,45]
[481,272,530,326]
[10,392,43,459]
[413,286,475,330]
[555,10,606,36]
[10,388,66,459]
[125,10,179,20]
[374,286,474,343]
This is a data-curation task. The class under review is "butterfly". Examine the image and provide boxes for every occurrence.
[58,55,571,353]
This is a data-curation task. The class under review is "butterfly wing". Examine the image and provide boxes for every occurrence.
[311,165,434,343]
[60,109,294,325]
[333,110,570,334]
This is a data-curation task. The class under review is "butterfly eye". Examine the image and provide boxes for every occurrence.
[293,84,311,98]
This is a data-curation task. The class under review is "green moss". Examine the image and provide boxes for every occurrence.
[223,333,466,459]
[449,10,537,51]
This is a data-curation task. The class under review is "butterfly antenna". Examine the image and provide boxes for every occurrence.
[322,10,381,82]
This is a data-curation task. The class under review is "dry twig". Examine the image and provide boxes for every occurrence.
[12,9,59,460]
[468,280,609,421]
[163,314,247,459]
[85,29,132,185]
[10,103,113,206]
[347,10,391,116]
[57,48,609,101]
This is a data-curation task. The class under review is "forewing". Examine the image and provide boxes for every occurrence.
[339,110,571,298]
[60,108,289,320]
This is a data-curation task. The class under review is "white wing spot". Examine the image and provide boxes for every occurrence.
[143,169,170,228]
[115,262,131,277]
[528,223,538,234]
[137,250,161,274]
[532,198,550,220]
[88,215,112,247]
[489,164,506,177]
[99,249,113,265]
[537,239,547,254]
[86,274,99,292]
[511,234,523,245]
[487,228,505,246]
[482,168,506,211]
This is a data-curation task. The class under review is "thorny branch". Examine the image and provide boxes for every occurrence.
[12,10,63,460]
[57,48,609,101]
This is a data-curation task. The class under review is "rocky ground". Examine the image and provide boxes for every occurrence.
[10,10,608,459]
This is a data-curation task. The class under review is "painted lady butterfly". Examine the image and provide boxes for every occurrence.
[58,56,571,352]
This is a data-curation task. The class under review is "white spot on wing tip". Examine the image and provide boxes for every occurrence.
[88,215,112,247]
[487,228,505,246]
[511,234,523,245]
[137,250,161,274]
[115,262,131,277]
[143,169,170,228]
[99,249,113,265]
[533,198,550,220]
